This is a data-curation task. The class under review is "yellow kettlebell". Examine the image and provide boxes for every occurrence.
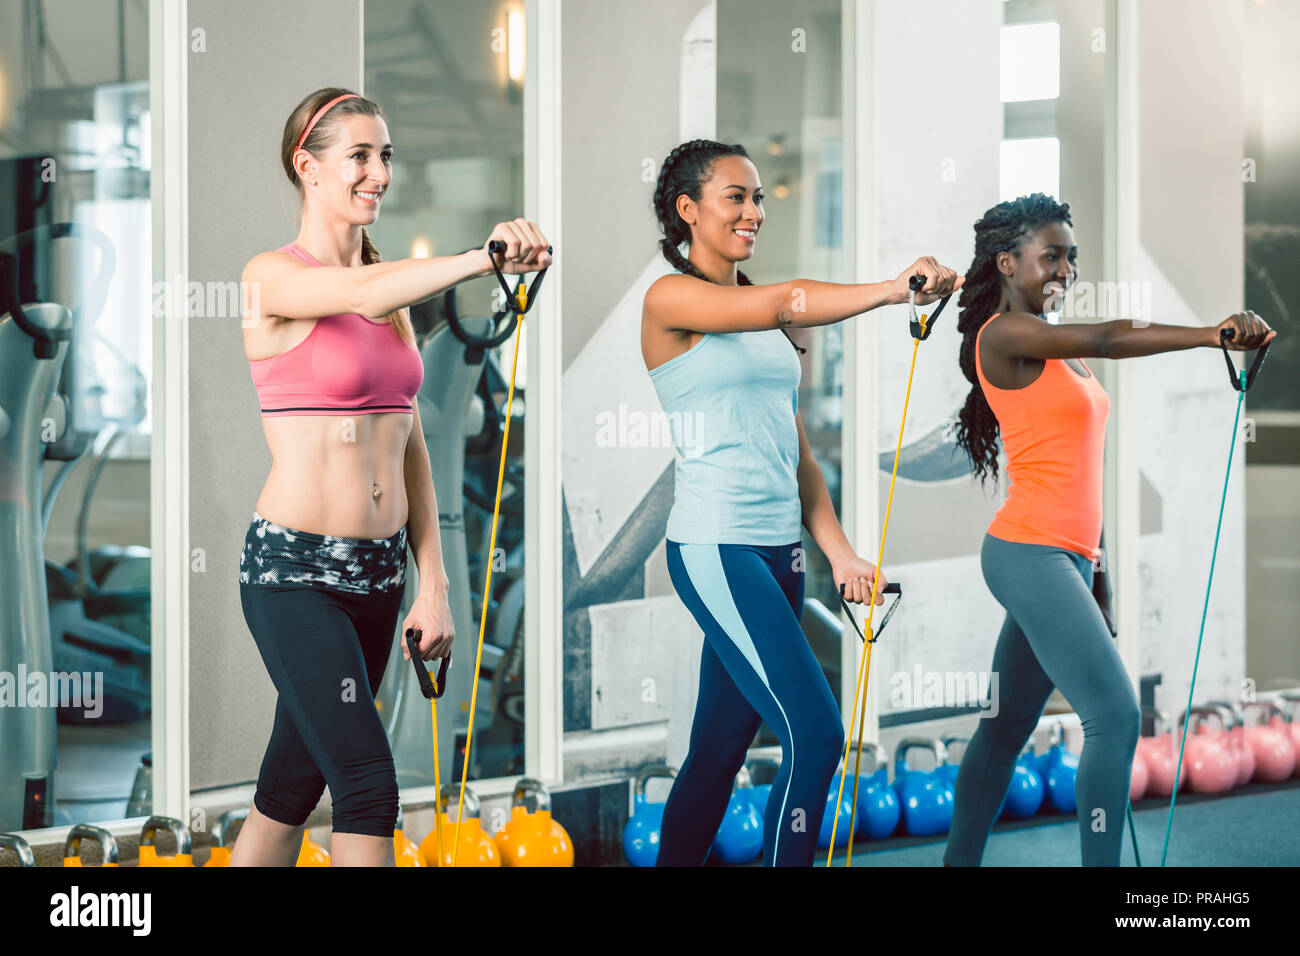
[63,824,119,867]
[203,808,247,867]
[494,777,574,867]
[137,816,193,867]
[394,808,423,867]
[418,784,500,867]
[296,829,331,866]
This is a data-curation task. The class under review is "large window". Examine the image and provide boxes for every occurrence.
[0,0,152,832]
[1000,3,1060,201]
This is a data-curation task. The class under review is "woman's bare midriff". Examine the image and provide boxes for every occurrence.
[255,413,414,539]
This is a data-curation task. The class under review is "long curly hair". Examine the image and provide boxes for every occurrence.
[955,193,1073,486]
[652,139,803,354]
[280,87,414,347]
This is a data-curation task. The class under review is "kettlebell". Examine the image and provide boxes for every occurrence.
[709,764,763,864]
[1240,700,1296,782]
[1180,706,1238,794]
[623,764,677,867]
[138,816,194,867]
[203,808,247,866]
[999,742,1045,819]
[63,824,119,867]
[1207,699,1255,786]
[420,783,501,867]
[494,777,574,867]
[818,769,855,849]
[853,742,900,840]
[0,833,34,867]
[1138,706,1188,796]
[394,808,423,867]
[1039,720,1080,813]
[296,829,331,866]
[892,738,955,836]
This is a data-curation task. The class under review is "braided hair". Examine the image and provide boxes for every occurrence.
[652,139,804,354]
[955,193,1073,486]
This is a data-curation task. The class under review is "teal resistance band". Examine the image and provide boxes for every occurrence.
[1158,328,1271,867]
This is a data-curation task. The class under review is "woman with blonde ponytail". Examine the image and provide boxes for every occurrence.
[233,87,552,866]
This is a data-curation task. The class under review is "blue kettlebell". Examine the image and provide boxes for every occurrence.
[623,764,677,867]
[856,743,901,840]
[1039,720,1080,813]
[938,734,968,789]
[1000,743,1046,818]
[892,738,956,836]
[818,772,855,849]
[709,764,764,864]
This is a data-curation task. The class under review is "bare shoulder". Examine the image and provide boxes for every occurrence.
[241,248,304,285]
[644,272,699,315]
[979,310,1038,346]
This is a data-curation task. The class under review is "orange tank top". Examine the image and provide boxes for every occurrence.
[974,313,1110,561]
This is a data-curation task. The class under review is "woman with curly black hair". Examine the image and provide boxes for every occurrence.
[642,138,962,866]
[945,193,1274,866]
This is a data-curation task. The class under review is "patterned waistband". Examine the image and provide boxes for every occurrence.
[239,512,407,594]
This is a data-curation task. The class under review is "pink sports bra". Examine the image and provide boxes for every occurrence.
[248,243,424,417]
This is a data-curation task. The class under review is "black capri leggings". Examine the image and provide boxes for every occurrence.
[238,511,407,837]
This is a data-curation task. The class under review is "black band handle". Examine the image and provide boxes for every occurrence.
[406,628,451,699]
[1219,327,1270,393]
[908,273,951,341]
[838,581,902,645]
[486,240,552,316]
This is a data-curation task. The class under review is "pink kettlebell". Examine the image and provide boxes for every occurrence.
[1240,700,1297,782]
[1207,700,1255,786]
[1179,706,1237,795]
[1137,707,1188,797]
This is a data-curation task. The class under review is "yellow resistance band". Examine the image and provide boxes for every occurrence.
[826,281,949,867]
[452,278,530,867]
[430,695,444,866]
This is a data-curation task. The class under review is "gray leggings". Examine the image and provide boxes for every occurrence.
[943,533,1140,866]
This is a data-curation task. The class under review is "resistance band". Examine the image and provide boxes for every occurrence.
[826,275,950,866]
[449,239,550,866]
[1159,328,1270,867]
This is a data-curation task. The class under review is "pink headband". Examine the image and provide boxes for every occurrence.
[296,93,359,151]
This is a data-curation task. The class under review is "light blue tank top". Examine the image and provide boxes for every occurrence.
[646,288,803,545]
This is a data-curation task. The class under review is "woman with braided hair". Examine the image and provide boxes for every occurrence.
[944,193,1275,866]
[641,139,962,866]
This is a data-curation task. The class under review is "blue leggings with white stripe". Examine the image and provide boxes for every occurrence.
[657,540,844,867]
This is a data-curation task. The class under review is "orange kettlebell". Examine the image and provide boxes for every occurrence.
[494,777,574,867]
[418,784,500,867]
[137,816,194,867]
[394,808,423,867]
[296,829,331,866]
[203,808,247,867]
[63,824,119,867]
